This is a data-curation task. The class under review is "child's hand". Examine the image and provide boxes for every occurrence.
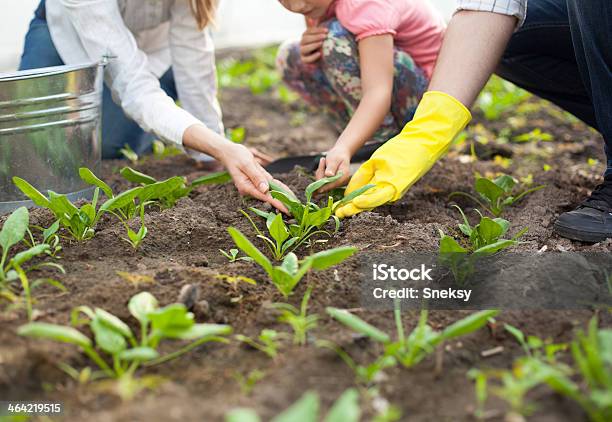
[300,26,328,64]
[315,145,351,192]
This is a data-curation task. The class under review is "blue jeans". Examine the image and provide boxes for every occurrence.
[498,0,612,176]
[19,0,178,159]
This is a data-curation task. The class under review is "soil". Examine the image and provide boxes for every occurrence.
[1,64,610,422]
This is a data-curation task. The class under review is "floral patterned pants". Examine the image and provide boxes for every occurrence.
[276,19,430,141]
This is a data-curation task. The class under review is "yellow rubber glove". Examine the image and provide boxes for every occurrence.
[335,91,471,218]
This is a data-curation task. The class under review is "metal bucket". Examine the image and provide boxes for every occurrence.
[0,61,104,214]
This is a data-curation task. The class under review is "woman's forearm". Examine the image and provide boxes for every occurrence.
[428,11,517,107]
[183,123,230,161]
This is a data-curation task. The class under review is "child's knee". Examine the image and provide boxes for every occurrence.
[276,39,302,77]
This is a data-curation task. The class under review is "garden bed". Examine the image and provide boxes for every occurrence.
[1,61,610,421]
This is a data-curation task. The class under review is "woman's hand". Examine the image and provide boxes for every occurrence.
[183,124,289,213]
[220,143,289,213]
[300,26,328,64]
[315,144,351,192]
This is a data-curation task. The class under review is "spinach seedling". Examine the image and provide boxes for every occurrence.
[13,175,142,241]
[247,174,374,256]
[225,388,361,422]
[326,305,498,383]
[449,173,545,217]
[120,166,231,209]
[270,286,318,346]
[18,291,232,396]
[233,369,266,395]
[1,207,65,320]
[438,205,526,284]
[468,320,612,421]
[24,220,62,258]
[228,226,356,297]
[235,329,283,359]
[219,248,253,263]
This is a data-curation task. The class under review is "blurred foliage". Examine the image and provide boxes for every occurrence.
[476,76,531,120]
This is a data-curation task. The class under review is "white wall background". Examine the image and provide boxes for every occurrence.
[0,0,456,72]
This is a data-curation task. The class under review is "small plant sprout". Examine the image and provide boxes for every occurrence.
[438,205,527,284]
[152,140,182,160]
[270,286,318,346]
[226,126,246,143]
[235,329,283,358]
[449,173,545,217]
[325,305,498,383]
[220,248,253,263]
[216,274,257,303]
[119,144,140,164]
[120,166,231,209]
[225,388,361,422]
[233,369,266,395]
[24,219,62,258]
[227,226,356,297]
[513,128,553,143]
[122,205,148,250]
[469,320,612,421]
[0,207,66,319]
[18,291,232,399]
[13,173,143,242]
[246,174,374,258]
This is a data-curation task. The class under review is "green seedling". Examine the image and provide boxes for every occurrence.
[247,174,374,258]
[120,166,231,209]
[513,128,553,143]
[217,46,281,95]
[23,219,62,258]
[226,127,246,143]
[469,320,611,422]
[13,174,142,241]
[152,140,182,159]
[476,76,531,120]
[326,305,498,384]
[225,388,361,422]
[233,369,266,395]
[18,291,231,398]
[270,286,318,346]
[235,329,283,358]
[228,226,356,297]
[438,205,526,285]
[449,173,545,217]
[219,248,253,263]
[119,144,139,164]
[1,207,66,319]
[122,205,148,250]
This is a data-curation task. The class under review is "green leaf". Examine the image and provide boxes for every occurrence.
[11,244,50,266]
[79,168,113,198]
[271,266,297,297]
[42,220,60,243]
[12,177,51,207]
[305,207,331,228]
[269,180,299,202]
[18,322,91,348]
[94,308,133,339]
[225,408,262,422]
[228,227,273,275]
[492,218,510,237]
[149,304,194,338]
[475,178,505,204]
[281,253,298,275]
[248,207,275,221]
[269,213,289,246]
[334,184,376,209]
[0,207,29,252]
[307,247,357,270]
[439,235,467,253]
[272,391,319,422]
[120,167,157,185]
[305,174,343,203]
[48,191,79,217]
[270,191,304,220]
[326,307,390,343]
[128,291,158,325]
[191,171,232,187]
[99,187,143,214]
[91,318,127,354]
[139,177,185,204]
[117,347,159,362]
[477,217,506,246]
[493,174,517,193]
[324,389,360,422]
[474,239,516,256]
[440,310,498,343]
[172,323,232,340]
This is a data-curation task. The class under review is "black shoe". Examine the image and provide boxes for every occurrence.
[554,178,612,243]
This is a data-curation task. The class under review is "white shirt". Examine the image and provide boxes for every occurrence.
[456,0,527,27]
[46,0,223,147]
